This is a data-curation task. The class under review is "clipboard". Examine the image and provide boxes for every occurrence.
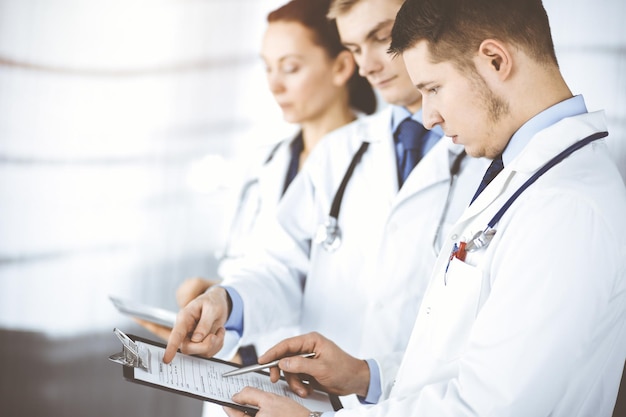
[109,295,177,328]
[108,329,342,415]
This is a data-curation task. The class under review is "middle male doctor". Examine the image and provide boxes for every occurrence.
[164,0,488,406]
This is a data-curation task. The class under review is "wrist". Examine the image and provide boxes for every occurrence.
[220,286,244,336]
[355,359,371,398]
[224,288,232,316]
[206,286,231,316]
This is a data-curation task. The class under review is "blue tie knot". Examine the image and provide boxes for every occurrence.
[396,118,425,150]
[395,117,427,187]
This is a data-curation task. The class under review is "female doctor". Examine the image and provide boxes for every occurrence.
[136,0,376,365]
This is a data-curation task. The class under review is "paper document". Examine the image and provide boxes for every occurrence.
[112,334,340,414]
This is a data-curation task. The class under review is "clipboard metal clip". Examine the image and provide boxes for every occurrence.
[108,328,151,372]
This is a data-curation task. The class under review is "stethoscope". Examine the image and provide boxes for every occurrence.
[216,176,262,262]
[462,130,608,254]
[314,140,468,253]
[431,150,467,255]
[314,141,370,252]
[217,141,283,262]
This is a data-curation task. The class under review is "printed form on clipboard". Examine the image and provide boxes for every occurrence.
[108,329,342,415]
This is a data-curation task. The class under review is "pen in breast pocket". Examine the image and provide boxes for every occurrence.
[222,352,316,377]
[445,241,467,285]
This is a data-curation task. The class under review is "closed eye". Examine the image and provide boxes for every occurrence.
[416,83,439,96]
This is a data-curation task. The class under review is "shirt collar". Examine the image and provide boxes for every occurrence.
[502,95,588,166]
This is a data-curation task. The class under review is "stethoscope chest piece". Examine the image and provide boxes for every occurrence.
[314,216,342,252]
[314,141,369,253]
[465,228,497,252]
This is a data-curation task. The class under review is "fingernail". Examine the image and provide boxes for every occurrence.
[281,358,290,370]
[297,389,306,397]
[191,332,203,342]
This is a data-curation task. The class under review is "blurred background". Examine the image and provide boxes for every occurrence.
[0,0,624,416]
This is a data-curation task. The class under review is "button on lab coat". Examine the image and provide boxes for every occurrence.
[336,111,626,417]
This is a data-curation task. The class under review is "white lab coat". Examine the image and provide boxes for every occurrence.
[217,138,291,278]
[216,136,303,359]
[222,106,488,369]
[336,111,626,417]
[202,137,298,417]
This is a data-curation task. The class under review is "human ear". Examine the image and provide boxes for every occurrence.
[477,39,512,80]
[332,50,356,86]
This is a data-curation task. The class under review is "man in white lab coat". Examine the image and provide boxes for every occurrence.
[224,0,626,416]
[163,0,487,404]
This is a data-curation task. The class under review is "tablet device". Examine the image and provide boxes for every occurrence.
[109,295,177,328]
[112,333,342,415]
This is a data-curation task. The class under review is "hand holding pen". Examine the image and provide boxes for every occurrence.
[222,352,315,377]
[253,332,371,399]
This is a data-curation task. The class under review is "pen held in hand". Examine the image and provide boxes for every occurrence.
[221,352,315,377]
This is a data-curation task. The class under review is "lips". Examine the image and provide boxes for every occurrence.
[371,75,396,89]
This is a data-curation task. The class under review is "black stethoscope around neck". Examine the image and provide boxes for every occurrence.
[314,140,468,253]
[463,130,608,253]
[314,141,370,252]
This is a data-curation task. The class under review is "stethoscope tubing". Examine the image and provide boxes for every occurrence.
[318,140,467,254]
[431,150,467,256]
[466,130,608,252]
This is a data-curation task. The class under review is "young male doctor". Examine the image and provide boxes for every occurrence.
[164,0,487,406]
[224,0,626,416]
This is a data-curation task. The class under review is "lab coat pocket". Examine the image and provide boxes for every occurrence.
[429,257,483,362]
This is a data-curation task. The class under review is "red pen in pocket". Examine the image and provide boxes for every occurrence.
[454,241,467,262]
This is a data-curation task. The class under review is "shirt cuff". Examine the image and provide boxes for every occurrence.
[359,358,382,404]
[222,286,243,337]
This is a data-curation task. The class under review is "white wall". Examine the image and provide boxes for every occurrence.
[0,0,292,335]
[544,0,626,180]
[0,0,624,337]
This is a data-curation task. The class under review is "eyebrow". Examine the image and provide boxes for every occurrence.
[415,81,434,91]
[260,54,304,63]
[343,19,394,48]
[366,20,394,41]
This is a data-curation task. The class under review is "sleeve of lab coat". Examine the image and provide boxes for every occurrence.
[219,165,317,346]
[374,351,406,401]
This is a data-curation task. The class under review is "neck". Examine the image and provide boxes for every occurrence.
[300,103,356,160]
[512,63,573,132]
[404,94,423,114]
[497,63,572,154]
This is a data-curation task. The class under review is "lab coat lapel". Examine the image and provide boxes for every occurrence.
[457,164,514,224]
[356,107,401,206]
[394,137,461,207]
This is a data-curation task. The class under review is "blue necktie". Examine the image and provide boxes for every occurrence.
[470,155,504,204]
[395,117,426,187]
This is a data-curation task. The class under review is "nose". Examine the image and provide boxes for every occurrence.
[422,103,443,130]
[267,72,285,95]
[356,47,383,78]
